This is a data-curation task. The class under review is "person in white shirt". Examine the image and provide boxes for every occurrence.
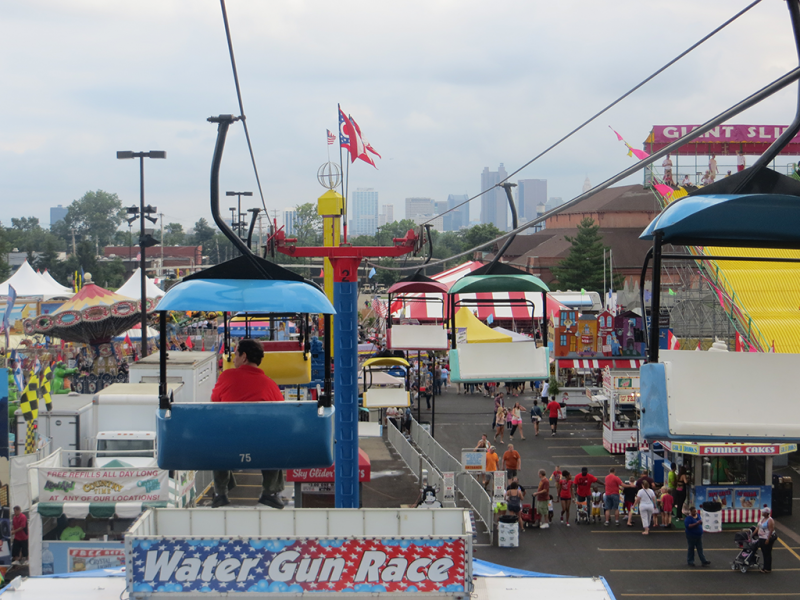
[737,150,746,172]
[541,380,550,402]
[662,155,673,179]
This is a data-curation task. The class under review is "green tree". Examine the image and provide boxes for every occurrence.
[190,218,217,261]
[461,223,503,250]
[0,226,11,280]
[52,190,124,249]
[551,217,608,294]
[294,203,322,246]
[163,223,186,246]
[33,238,61,272]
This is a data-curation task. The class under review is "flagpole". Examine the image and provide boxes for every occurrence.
[337,103,347,244]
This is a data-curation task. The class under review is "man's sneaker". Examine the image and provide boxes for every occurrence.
[211,494,230,508]
[540,523,549,529]
[701,561,711,567]
[258,493,285,510]
[615,521,620,527]
[604,521,610,527]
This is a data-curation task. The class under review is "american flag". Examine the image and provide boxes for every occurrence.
[327,129,336,145]
[371,297,388,318]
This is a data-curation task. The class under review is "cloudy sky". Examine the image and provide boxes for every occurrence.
[2,0,798,233]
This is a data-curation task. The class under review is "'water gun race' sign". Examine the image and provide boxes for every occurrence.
[129,537,467,594]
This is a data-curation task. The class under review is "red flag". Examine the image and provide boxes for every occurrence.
[185,336,194,349]
[319,268,324,277]
[667,330,680,350]
[735,332,744,352]
[124,333,133,348]
[696,340,702,351]
[201,339,206,351]
[351,115,381,159]
[339,107,376,168]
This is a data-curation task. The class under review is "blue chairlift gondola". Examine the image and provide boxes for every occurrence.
[154,114,337,471]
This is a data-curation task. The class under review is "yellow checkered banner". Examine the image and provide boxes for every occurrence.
[40,362,53,412]
[19,370,39,422]
[25,421,36,455]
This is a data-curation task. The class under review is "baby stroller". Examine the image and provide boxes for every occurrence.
[519,503,537,529]
[731,527,761,573]
[575,498,590,524]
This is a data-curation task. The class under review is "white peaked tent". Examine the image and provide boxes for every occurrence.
[41,269,73,295]
[116,268,165,299]
[0,260,71,299]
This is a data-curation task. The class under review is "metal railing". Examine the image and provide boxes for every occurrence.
[406,419,493,532]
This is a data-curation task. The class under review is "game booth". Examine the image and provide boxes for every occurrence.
[643,441,796,523]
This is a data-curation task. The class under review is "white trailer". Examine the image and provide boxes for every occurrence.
[128,351,216,403]
[15,395,94,464]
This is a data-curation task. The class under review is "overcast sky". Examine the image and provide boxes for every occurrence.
[2,0,799,233]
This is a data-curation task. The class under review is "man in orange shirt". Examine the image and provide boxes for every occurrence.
[483,446,499,489]
[502,444,521,480]
[211,339,285,509]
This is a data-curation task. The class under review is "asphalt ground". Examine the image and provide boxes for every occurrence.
[417,385,800,600]
[192,385,800,599]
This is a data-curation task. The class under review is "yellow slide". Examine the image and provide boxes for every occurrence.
[658,187,800,353]
[704,247,800,353]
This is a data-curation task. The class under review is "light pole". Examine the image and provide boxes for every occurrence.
[117,150,166,358]
[226,191,252,238]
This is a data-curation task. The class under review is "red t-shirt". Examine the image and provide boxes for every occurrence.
[558,477,572,499]
[13,513,27,541]
[547,400,561,418]
[573,473,598,497]
[604,473,623,496]
[211,364,283,403]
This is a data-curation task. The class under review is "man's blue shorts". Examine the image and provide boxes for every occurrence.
[604,493,620,512]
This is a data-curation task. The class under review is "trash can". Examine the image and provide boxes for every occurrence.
[701,501,722,533]
[625,447,639,471]
[497,515,519,548]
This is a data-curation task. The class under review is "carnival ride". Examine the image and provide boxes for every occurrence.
[447,185,550,383]
[361,356,410,409]
[154,116,337,472]
[386,271,449,352]
[639,195,800,442]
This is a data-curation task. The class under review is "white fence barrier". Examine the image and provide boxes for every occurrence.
[387,419,492,531]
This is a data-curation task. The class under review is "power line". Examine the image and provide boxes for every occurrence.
[422,0,764,228]
[219,0,269,215]
[369,64,800,272]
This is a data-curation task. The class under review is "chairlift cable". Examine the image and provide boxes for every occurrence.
[419,0,764,228]
[219,0,269,214]
[368,63,800,272]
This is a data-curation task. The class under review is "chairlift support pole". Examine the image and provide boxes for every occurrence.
[275,228,418,508]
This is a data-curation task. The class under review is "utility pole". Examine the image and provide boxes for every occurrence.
[159,213,164,279]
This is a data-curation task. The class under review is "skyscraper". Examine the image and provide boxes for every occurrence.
[50,204,68,225]
[351,188,379,237]
[444,194,468,231]
[480,164,508,231]
[517,179,547,221]
[378,204,394,228]
[405,197,435,222]
[283,208,297,237]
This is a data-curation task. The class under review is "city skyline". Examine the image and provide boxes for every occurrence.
[4,2,798,232]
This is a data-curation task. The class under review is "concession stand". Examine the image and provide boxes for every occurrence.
[646,441,797,523]
[287,448,371,508]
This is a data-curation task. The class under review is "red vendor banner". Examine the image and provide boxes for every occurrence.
[645,124,800,156]
[129,537,467,594]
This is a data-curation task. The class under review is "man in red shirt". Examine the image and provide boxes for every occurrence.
[603,467,624,526]
[11,505,28,564]
[546,398,562,436]
[573,467,598,505]
[211,339,285,509]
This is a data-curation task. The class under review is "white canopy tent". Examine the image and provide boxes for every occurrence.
[0,260,71,300]
[116,268,165,299]
[40,269,72,295]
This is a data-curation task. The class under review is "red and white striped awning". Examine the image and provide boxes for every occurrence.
[390,261,568,322]
[557,358,646,369]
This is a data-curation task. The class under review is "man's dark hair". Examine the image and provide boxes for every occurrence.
[237,339,264,365]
